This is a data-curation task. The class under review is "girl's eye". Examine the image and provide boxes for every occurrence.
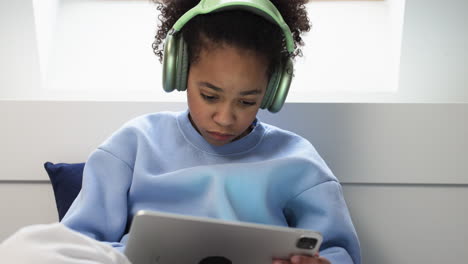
[240,100,256,106]
[201,94,217,101]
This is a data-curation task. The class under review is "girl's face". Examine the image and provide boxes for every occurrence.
[187,44,269,146]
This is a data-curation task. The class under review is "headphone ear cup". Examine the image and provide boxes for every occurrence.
[162,34,178,92]
[260,63,282,109]
[162,33,189,92]
[175,36,189,91]
[268,58,293,113]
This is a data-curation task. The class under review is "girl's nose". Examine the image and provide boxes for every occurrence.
[213,104,235,127]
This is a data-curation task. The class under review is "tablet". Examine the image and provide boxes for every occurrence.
[124,210,323,264]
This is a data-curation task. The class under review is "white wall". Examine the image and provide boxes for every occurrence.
[0,183,57,240]
[1,101,468,264]
[343,184,468,263]
[1,102,467,184]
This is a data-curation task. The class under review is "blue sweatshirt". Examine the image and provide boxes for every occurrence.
[62,110,361,264]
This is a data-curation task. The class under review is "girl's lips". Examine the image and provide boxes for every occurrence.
[207,131,235,141]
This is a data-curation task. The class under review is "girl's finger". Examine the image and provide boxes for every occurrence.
[272,259,290,264]
[317,256,332,264]
[290,255,318,263]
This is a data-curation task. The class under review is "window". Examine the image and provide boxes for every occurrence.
[27,0,406,102]
[295,0,406,102]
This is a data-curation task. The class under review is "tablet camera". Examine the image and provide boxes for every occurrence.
[296,237,318,250]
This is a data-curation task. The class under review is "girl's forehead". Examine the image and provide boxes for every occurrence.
[189,46,269,95]
[196,46,267,74]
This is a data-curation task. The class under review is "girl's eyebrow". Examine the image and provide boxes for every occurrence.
[198,82,223,92]
[198,81,261,96]
[239,89,262,96]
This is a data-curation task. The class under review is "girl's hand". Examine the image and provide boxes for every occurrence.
[272,254,331,264]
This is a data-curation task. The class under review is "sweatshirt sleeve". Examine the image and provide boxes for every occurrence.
[284,180,361,264]
[61,146,133,251]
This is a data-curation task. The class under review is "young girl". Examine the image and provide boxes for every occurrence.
[0,1,360,263]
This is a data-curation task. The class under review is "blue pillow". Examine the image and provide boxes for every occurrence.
[44,162,85,221]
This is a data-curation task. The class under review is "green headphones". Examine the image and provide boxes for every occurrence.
[162,0,295,113]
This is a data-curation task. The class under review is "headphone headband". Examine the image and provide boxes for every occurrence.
[172,0,295,53]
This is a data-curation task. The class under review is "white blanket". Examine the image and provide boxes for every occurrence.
[0,223,131,264]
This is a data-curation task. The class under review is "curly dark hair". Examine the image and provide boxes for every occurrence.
[152,0,310,76]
